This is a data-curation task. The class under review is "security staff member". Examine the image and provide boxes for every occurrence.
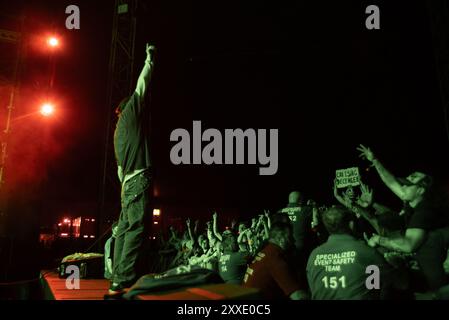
[278,191,313,253]
[278,191,313,287]
[307,206,394,300]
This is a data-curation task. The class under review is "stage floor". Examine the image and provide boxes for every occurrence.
[40,270,260,300]
[41,271,110,300]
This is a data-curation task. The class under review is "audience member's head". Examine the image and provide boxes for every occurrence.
[322,206,354,235]
[198,234,209,252]
[288,191,304,206]
[268,221,294,250]
[398,171,433,202]
[222,233,238,254]
[343,186,357,201]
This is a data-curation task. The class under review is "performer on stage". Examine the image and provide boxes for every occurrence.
[106,44,155,298]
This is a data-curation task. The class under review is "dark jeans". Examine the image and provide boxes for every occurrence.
[112,171,151,289]
[415,227,449,290]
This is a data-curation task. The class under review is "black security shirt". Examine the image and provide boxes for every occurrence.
[279,204,313,252]
[307,234,391,300]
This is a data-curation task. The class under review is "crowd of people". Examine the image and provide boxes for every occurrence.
[127,144,449,300]
[105,44,449,300]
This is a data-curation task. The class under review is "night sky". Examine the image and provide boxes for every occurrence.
[1,0,448,232]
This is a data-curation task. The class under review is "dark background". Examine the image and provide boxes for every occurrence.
[0,0,448,280]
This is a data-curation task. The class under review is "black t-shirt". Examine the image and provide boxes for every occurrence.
[307,234,392,300]
[405,200,449,231]
[114,92,151,176]
[278,204,313,252]
[218,251,249,284]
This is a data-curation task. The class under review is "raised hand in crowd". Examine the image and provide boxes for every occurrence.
[311,206,320,229]
[333,179,351,207]
[231,219,237,230]
[251,218,257,229]
[357,182,374,208]
[194,220,199,234]
[357,144,376,162]
[363,232,380,248]
[264,210,271,229]
[212,211,222,241]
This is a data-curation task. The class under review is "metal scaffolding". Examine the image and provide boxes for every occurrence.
[98,0,138,231]
[0,27,22,190]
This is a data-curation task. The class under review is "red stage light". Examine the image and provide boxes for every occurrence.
[47,37,59,47]
[40,103,54,116]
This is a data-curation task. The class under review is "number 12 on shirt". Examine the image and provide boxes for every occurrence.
[322,276,346,289]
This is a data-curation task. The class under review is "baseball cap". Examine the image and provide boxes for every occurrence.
[397,172,433,189]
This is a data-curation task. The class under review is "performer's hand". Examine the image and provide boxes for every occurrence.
[145,44,156,63]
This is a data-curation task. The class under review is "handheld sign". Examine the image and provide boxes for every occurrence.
[335,167,361,188]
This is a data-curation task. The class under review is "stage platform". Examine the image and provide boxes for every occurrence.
[40,271,260,300]
[40,271,110,300]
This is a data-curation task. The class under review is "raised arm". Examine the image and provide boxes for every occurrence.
[206,221,214,243]
[264,210,271,230]
[250,218,257,230]
[357,144,409,201]
[333,179,350,207]
[186,219,194,243]
[261,216,269,240]
[237,228,248,244]
[135,44,155,102]
[193,220,199,237]
[212,212,223,242]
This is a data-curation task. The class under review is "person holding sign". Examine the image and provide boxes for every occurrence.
[333,178,381,236]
